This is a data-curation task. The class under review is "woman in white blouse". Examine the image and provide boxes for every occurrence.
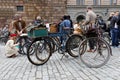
[5,34,19,58]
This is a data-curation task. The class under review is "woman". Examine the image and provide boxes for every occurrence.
[5,34,19,58]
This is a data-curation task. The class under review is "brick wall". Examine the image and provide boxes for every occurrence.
[0,0,67,27]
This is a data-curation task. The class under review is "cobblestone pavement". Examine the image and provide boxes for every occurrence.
[0,44,120,80]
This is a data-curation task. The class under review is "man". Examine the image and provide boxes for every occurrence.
[82,6,97,52]
[59,15,71,44]
[110,11,120,47]
[13,14,26,35]
[9,14,26,54]
[107,12,114,37]
[67,15,73,34]
[33,16,44,26]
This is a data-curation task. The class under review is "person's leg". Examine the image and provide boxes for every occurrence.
[17,37,23,54]
[111,29,115,47]
[89,38,94,50]
[114,29,119,47]
[118,28,120,43]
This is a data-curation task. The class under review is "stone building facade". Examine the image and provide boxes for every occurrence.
[0,0,120,27]
[67,0,120,22]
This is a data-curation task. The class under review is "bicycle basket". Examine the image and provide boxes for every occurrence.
[28,27,48,38]
[49,23,58,33]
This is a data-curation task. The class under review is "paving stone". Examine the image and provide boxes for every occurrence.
[0,45,120,80]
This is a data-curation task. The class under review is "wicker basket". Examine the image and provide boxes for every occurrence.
[49,24,58,33]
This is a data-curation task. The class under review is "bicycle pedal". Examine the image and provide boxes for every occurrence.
[60,54,69,60]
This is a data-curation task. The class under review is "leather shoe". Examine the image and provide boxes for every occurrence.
[87,49,93,52]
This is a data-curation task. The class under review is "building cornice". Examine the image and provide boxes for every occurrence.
[67,5,120,8]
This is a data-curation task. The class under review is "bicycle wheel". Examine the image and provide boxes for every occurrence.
[52,37,61,52]
[0,36,8,45]
[27,38,52,65]
[66,34,83,57]
[79,37,111,68]
[22,41,32,55]
[103,32,111,44]
[45,37,55,53]
[16,36,31,54]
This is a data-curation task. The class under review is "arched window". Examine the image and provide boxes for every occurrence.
[76,15,85,23]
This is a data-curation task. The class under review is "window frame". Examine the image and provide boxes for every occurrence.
[16,5,24,12]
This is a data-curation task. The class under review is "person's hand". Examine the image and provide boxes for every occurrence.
[82,22,85,26]
[63,27,70,30]
[20,30,23,34]
[16,43,20,45]
[18,31,22,36]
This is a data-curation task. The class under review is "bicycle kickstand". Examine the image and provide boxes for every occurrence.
[60,53,69,60]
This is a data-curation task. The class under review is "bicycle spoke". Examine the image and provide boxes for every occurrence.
[80,37,111,68]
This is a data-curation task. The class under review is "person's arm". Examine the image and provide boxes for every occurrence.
[63,20,71,29]
[109,16,115,29]
[18,20,27,35]
[21,20,26,32]
[9,21,14,33]
[9,40,19,48]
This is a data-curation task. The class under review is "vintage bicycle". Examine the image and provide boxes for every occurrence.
[78,24,112,68]
[27,25,82,66]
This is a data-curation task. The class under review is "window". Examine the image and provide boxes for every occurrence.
[110,0,113,5]
[98,0,101,5]
[113,0,117,5]
[93,0,97,5]
[16,6,24,11]
[80,0,84,5]
[93,0,101,5]
[76,0,84,5]
[76,0,80,5]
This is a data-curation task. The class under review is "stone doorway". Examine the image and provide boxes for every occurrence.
[76,15,85,23]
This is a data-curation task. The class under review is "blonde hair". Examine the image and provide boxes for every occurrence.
[110,12,114,16]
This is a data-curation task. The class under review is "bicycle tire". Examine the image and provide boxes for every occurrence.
[52,37,61,52]
[22,42,32,55]
[27,38,52,66]
[45,37,55,53]
[79,37,111,68]
[0,36,8,44]
[16,36,31,54]
[66,34,83,57]
[103,32,111,44]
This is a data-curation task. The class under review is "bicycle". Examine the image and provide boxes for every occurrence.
[78,24,112,68]
[27,36,52,65]
[27,27,83,66]
[16,33,32,55]
[48,31,82,58]
[0,31,10,44]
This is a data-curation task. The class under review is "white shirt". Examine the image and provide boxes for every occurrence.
[5,40,18,57]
